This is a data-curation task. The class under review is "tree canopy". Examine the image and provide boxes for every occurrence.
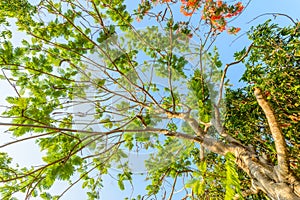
[0,0,299,199]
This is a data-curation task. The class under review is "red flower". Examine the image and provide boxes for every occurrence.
[217,0,223,7]
[217,25,226,32]
[234,2,244,15]
[227,27,241,34]
[211,15,222,21]
[225,13,233,18]
[180,6,194,16]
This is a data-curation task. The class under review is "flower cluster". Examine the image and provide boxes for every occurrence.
[180,0,203,16]
[202,0,244,33]
[137,0,244,34]
[179,0,244,33]
[227,26,241,34]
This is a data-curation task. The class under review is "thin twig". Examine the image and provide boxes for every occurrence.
[217,43,253,107]
[247,13,297,25]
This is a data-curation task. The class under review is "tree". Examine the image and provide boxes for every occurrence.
[0,0,299,199]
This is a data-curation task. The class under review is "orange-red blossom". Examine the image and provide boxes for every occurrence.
[179,0,244,34]
[201,0,244,33]
[180,0,202,16]
[141,0,244,34]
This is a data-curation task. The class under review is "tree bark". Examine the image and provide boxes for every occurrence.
[254,87,289,180]
[181,102,300,199]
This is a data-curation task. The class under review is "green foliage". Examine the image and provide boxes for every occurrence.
[0,0,299,199]
[224,153,243,200]
[185,162,207,196]
[187,69,212,123]
[227,21,300,176]
[117,171,132,191]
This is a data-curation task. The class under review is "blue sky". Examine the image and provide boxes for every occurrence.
[216,0,300,88]
[0,0,300,199]
[101,1,300,199]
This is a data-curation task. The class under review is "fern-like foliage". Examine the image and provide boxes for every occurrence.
[224,153,244,200]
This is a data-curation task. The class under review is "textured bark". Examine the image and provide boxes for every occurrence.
[253,88,300,197]
[254,87,289,179]
[235,147,300,200]
[182,103,300,199]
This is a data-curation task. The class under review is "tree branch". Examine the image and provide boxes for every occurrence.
[217,43,253,107]
[254,87,289,179]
